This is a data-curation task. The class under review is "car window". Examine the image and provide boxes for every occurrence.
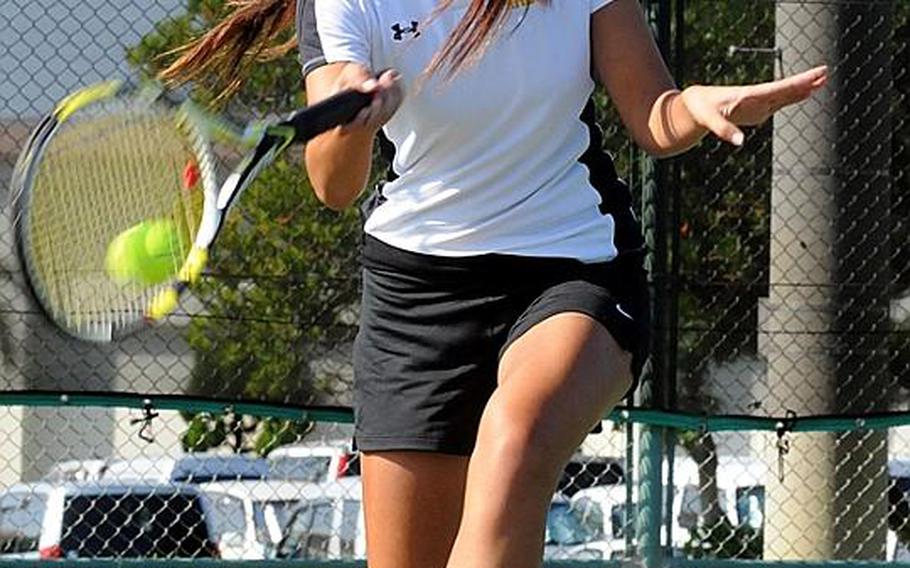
[546,501,602,546]
[0,492,45,554]
[205,493,247,539]
[278,501,334,559]
[339,500,361,558]
[572,497,606,541]
[735,486,765,530]
[894,476,910,496]
[679,483,729,529]
[265,500,302,536]
[60,493,215,558]
[252,503,273,545]
[280,505,312,558]
[172,458,268,483]
[268,457,332,483]
[610,502,636,540]
[679,484,699,529]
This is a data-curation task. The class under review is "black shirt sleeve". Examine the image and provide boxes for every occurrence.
[296,0,327,77]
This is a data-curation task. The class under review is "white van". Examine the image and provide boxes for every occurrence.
[275,477,365,560]
[199,479,325,560]
[0,482,219,560]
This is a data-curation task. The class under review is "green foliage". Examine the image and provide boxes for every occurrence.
[130,0,363,454]
[182,413,228,452]
[674,0,775,390]
[180,412,314,456]
[127,0,225,80]
[595,1,778,410]
[186,160,362,403]
[684,518,763,560]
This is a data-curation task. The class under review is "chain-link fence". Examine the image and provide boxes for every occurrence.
[1,0,910,566]
[657,0,910,564]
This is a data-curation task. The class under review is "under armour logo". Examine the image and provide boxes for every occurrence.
[391,21,420,41]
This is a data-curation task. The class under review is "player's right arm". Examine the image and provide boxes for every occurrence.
[305,64,403,211]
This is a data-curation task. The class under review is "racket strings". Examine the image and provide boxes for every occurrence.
[24,98,206,337]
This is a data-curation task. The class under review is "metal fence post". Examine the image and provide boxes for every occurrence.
[637,0,674,566]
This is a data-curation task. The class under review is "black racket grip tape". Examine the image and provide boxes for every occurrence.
[287,90,374,142]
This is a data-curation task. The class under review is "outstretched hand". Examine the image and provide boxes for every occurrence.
[680,65,828,146]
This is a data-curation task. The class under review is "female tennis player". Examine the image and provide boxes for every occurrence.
[164,1,827,566]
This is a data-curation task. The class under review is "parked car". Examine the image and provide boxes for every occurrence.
[101,454,269,484]
[0,482,218,559]
[199,480,325,560]
[275,477,365,561]
[267,442,359,483]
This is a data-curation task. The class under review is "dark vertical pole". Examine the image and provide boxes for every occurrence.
[638,0,673,565]
[832,0,892,559]
[663,0,685,550]
[639,0,672,416]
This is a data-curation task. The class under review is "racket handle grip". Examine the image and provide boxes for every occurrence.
[289,90,374,142]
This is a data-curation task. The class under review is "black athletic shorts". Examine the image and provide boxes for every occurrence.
[352,234,650,456]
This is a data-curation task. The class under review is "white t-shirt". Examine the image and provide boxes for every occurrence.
[299,0,620,262]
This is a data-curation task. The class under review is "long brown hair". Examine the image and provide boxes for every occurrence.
[160,0,530,95]
[158,0,298,96]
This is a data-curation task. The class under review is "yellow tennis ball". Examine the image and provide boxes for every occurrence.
[105,220,184,285]
[105,223,148,284]
[141,219,184,285]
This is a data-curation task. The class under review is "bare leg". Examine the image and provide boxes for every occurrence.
[446,313,633,568]
[362,451,469,568]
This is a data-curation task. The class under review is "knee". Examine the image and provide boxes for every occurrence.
[476,395,570,483]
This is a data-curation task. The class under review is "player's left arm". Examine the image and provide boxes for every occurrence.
[591,0,828,157]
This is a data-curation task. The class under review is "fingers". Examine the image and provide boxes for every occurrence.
[806,64,829,88]
[755,65,828,95]
[686,86,745,146]
[342,68,405,133]
[749,64,829,110]
[704,110,745,147]
[716,64,828,134]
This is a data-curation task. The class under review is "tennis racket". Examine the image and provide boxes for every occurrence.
[10,79,371,342]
